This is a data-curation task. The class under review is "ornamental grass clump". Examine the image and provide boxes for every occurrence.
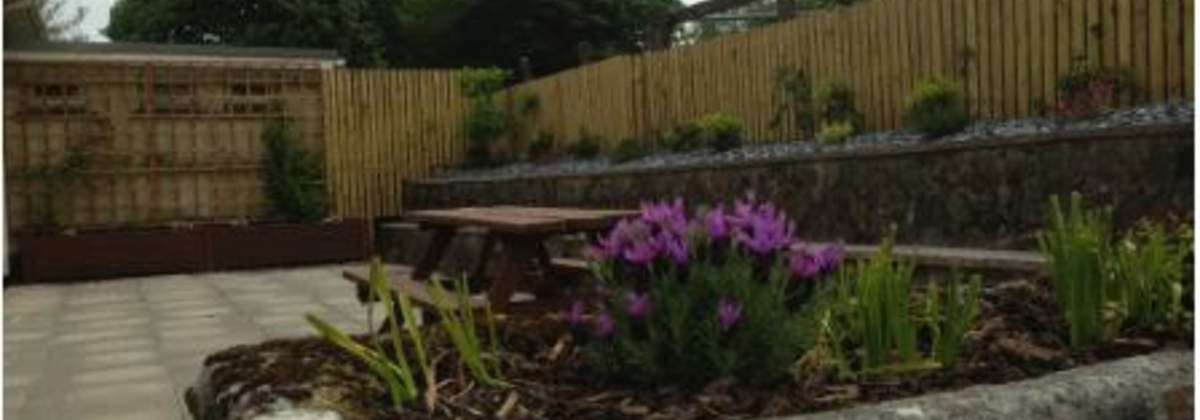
[1112,221,1191,330]
[1037,193,1113,348]
[1038,193,1192,349]
[572,194,844,387]
[306,258,434,408]
[804,230,980,378]
[306,258,506,410]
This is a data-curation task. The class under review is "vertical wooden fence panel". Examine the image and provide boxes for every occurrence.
[320,68,467,220]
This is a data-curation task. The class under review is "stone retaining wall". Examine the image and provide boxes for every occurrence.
[404,125,1193,248]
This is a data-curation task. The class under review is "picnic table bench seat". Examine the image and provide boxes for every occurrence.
[350,206,636,319]
[341,263,489,311]
[550,257,590,277]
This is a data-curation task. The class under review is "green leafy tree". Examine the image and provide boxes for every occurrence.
[104,0,679,74]
[444,0,681,76]
[105,0,386,66]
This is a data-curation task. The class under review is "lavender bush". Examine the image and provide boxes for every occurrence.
[569,194,843,387]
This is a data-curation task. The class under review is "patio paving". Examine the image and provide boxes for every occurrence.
[4,264,374,420]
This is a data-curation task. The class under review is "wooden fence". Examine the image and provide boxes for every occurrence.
[3,61,324,231]
[514,0,1194,149]
[7,0,1193,228]
[322,69,468,220]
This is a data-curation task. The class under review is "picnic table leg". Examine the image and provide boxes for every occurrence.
[533,242,563,298]
[487,235,544,311]
[467,233,498,291]
[413,227,454,281]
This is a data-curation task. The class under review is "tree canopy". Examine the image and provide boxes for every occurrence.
[105,0,681,75]
[105,0,386,66]
[5,0,87,46]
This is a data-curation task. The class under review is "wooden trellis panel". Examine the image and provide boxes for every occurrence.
[3,61,324,232]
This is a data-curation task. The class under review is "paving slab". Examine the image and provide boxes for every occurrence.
[3,264,361,420]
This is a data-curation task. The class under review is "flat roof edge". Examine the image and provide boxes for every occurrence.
[4,51,345,68]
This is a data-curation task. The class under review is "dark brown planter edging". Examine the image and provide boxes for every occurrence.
[20,227,208,283]
[206,219,369,271]
[17,219,369,283]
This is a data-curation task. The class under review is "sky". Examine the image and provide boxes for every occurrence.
[70,0,707,42]
[70,0,115,41]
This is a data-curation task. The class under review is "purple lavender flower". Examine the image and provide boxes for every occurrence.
[732,201,796,255]
[641,198,688,236]
[788,241,845,280]
[818,242,845,270]
[656,229,688,264]
[788,250,823,280]
[704,205,730,239]
[591,312,615,339]
[625,292,650,319]
[717,297,742,334]
[622,236,659,266]
[582,245,607,261]
[593,219,634,260]
[565,299,586,326]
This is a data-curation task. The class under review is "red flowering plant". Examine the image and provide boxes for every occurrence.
[568,193,844,387]
[1054,60,1133,119]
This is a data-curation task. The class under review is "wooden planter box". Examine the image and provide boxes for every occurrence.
[16,219,369,283]
[206,219,369,271]
[19,227,208,283]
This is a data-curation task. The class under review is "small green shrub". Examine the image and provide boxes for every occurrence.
[904,78,970,138]
[612,137,648,163]
[696,111,744,151]
[1037,193,1114,349]
[27,144,90,233]
[262,116,326,222]
[667,122,704,152]
[527,131,556,161]
[816,79,863,130]
[770,66,816,140]
[459,67,512,167]
[566,128,602,159]
[818,120,854,144]
[458,67,510,98]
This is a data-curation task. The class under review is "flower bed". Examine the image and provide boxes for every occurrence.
[187,278,1190,419]
[189,194,1191,419]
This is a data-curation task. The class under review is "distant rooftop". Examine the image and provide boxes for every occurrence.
[5,42,344,68]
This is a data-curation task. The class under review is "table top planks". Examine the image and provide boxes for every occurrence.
[403,206,638,234]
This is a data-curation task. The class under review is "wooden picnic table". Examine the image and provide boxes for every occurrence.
[343,205,636,315]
